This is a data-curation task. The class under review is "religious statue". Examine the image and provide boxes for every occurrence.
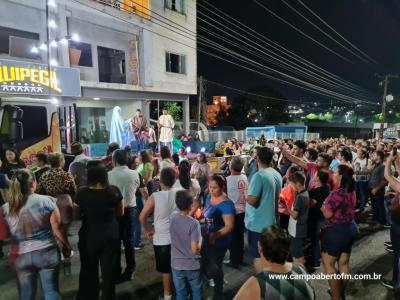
[109,106,133,148]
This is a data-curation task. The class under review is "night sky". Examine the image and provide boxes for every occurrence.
[197,0,400,113]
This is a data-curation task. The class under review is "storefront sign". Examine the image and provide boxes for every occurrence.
[0,59,81,97]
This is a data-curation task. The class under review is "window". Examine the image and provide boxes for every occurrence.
[77,107,110,144]
[165,0,185,14]
[98,46,126,83]
[0,26,40,59]
[19,106,48,141]
[166,52,186,74]
[69,41,93,67]
[0,105,48,146]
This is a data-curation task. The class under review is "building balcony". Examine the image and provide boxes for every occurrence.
[91,0,151,19]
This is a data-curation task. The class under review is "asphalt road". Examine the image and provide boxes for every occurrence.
[0,209,397,300]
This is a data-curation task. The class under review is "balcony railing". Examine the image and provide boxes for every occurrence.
[91,0,150,19]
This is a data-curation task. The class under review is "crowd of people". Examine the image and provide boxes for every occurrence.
[0,136,400,300]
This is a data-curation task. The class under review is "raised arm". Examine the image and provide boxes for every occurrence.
[281,148,307,170]
[385,153,400,193]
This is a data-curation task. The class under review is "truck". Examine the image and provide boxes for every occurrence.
[0,97,77,166]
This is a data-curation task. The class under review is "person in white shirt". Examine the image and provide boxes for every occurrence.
[354,148,372,212]
[173,160,201,215]
[178,147,188,163]
[140,167,178,300]
[226,156,248,268]
[108,150,140,282]
[158,108,175,154]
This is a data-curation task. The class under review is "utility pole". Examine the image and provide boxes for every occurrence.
[197,76,203,131]
[379,75,389,140]
[353,102,358,139]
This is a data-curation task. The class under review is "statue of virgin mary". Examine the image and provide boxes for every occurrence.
[109,106,133,148]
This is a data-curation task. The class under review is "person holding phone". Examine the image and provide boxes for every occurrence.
[0,148,26,179]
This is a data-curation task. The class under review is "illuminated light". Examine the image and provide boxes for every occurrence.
[30,46,39,54]
[186,146,191,153]
[71,33,80,42]
[60,37,68,45]
[50,40,58,47]
[386,94,394,102]
[200,147,206,153]
[48,20,57,29]
[93,97,101,101]
[51,97,59,105]
[50,59,58,66]
[39,43,47,51]
[47,0,56,7]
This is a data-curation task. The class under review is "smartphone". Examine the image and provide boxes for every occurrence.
[393,147,397,156]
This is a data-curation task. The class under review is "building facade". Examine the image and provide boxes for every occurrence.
[0,0,196,149]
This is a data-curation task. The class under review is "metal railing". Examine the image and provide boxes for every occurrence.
[197,130,246,142]
[197,130,319,142]
[274,132,320,141]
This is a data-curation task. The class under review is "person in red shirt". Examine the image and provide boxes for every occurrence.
[281,149,334,191]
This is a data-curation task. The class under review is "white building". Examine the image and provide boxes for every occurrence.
[0,0,196,152]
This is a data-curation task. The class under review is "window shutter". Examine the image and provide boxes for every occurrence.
[181,55,186,74]
[179,0,185,14]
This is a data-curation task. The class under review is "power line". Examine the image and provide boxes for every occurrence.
[70,0,197,50]
[199,1,373,95]
[75,0,378,107]
[198,47,378,107]
[90,0,376,101]
[198,33,373,102]
[253,0,354,64]
[203,78,346,106]
[297,0,379,65]
[111,0,197,36]
[198,22,373,100]
[281,0,377,66]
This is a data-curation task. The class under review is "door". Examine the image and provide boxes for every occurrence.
[58,104,78,152]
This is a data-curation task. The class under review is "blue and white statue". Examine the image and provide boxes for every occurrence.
[109,106,133,148]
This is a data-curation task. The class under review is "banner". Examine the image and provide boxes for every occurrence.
[0,59,81,97]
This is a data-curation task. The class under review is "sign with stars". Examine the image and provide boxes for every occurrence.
[0,59,81,97]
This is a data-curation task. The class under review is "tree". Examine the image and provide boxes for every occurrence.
[163,102,182,121]
[216,86,290,129]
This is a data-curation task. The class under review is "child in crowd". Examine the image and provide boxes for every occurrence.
[226,156,248,268]
[308,171,330,268]
[279,166,300,230]
[170,190,202,300]
[140,167,178,300]
[282,171,309,266]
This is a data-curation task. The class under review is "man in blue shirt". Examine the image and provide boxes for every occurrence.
[246,147,282,273]
[245,146,260,184]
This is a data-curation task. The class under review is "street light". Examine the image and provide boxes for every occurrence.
[380,93,395,139]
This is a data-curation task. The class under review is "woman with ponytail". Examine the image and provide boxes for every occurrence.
[0,169,71,299]
[173,160,201,214]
